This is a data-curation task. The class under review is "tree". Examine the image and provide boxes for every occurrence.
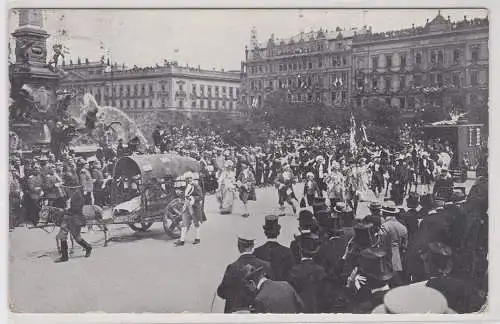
[357,98,403,147]
[415,104,450,124]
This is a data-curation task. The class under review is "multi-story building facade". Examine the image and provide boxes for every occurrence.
[241,12,488,120]
[352,12,488,117]
[241,27,362,109]
[60,59,241,119]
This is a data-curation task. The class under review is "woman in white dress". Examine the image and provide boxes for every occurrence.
[217,160,236,214]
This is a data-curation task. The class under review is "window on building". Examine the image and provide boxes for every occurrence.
[386,97,392,106]
[438,51,444,64]
[134,100,138,109]
[200,85,205,96]
[268,64,273,73]
[179,84,184,91]
[222,100,226,109]
[192,101,196,108]
[416,53,422,65]
[141,85,146,96]
[259,65,263,73]
[341,91,347,103]
[268,81,273,89]
[215,86,219,97]
[408,96,415,109]
[222,87,227,95]
[318,59,323,68]
[119,85,123,96]
[319,77,324,87]
[399,96,406,109]
[229,101,233,109]
[149,84,154,94]
[372,56,378,71]
[471,70,479,86]
[308,62,313,69]
[142,99,145,108]
[386,55,392,68]
[342,57,348,66]
[468,127,481,146]
[179,100,184,108]
[400,54,407,68]
[437,73,443,86]
[414,75,422,87]
[341,72,348,85]
[452,72,461,87]
[307,93,312,103]
[453,49,460,64]
[208,100,212,109]
[430,51,437,64]
[134,84,138,96]
[215,101,219,109]
[208,86,212,96]
[161,84,165,91]
[161,99,165,108]
[385,78,391,91]
[200,100,204,109]
[236,88,239,97]
[372,78,378,89]
[229,87,233,97]
[471,46,480,63]
[192,84,196,95]
[400,76,405,89]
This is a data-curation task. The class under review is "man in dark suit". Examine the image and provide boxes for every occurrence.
[424,242,485,313]
[254,215,296,281]
[288,235,328,313]
[290,210,319,263]
[217,233,274,313]
[244,264,304,313]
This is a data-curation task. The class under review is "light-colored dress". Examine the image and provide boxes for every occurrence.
[326,171,345,201]
[217,170,236,214]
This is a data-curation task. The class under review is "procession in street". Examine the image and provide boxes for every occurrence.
[8,8,488,314]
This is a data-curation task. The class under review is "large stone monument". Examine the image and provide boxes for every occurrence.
[9,9,60,153]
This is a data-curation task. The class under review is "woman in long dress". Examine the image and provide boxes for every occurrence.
[217,160,236,214]
[237,162,256,218]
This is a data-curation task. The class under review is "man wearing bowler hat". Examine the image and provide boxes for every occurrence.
[288,235,327,313]
[378,201,408,287]
[217,231,273,313]
[254,215,296,281]
[243,264,304,314]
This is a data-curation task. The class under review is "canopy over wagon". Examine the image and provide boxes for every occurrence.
[110,153,201,233]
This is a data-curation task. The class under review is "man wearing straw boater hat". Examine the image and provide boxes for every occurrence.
[377,201,408,287]
[54,181,92,263]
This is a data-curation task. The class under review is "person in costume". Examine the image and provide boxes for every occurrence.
[236,162,256,218]
[217,160,236,214]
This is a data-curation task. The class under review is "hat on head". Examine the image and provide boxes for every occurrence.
[354,223,375,249]
[449,189,466,203]
[358,247,394,282]
[299,235,321,256]
[306,172,315,178]
[242,264,264,281]
[333,202,351,214]
[420,194,434,209]
[407,192,420,208]
[381,201,400,215]
[263,215,281,232]
[298,209,315,229]
[224,160,234,168]
[331,161,340,169]
[369,201,382,210]
[372,286,454,314]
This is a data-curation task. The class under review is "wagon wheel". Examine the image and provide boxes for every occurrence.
[163,198,184,239]
[128,222,154,232]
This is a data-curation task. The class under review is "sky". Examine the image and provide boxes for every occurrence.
[8,8,488,71]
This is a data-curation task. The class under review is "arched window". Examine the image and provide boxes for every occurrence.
[416,53,422,65]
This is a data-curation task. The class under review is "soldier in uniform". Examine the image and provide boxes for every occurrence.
[254,215,296,281]
[26,164,44,225]
[217,232,273,313]
[55,183,92,263]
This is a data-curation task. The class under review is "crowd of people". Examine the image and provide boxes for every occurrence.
[8,123,488,311]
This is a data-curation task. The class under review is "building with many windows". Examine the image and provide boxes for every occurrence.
[241,26,363,109]
[60,59,241,119]
[352,12,488,116]
[241,12,488,120]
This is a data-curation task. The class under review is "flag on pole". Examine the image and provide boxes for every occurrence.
[361,122,368,142]
[350,113,357,151]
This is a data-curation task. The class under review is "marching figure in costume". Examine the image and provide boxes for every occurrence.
[217,160,237,214]
[55,183,92,263]
[275,164,298,216]
[237,162,256,218]
[325,161,345,208]
[175,172,204,246]
[302,172,322,207]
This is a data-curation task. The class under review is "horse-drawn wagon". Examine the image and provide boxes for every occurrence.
[37,153,205,245]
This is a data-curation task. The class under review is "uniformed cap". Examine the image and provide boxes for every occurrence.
[372,286,452,314]
[237,228,255,246]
